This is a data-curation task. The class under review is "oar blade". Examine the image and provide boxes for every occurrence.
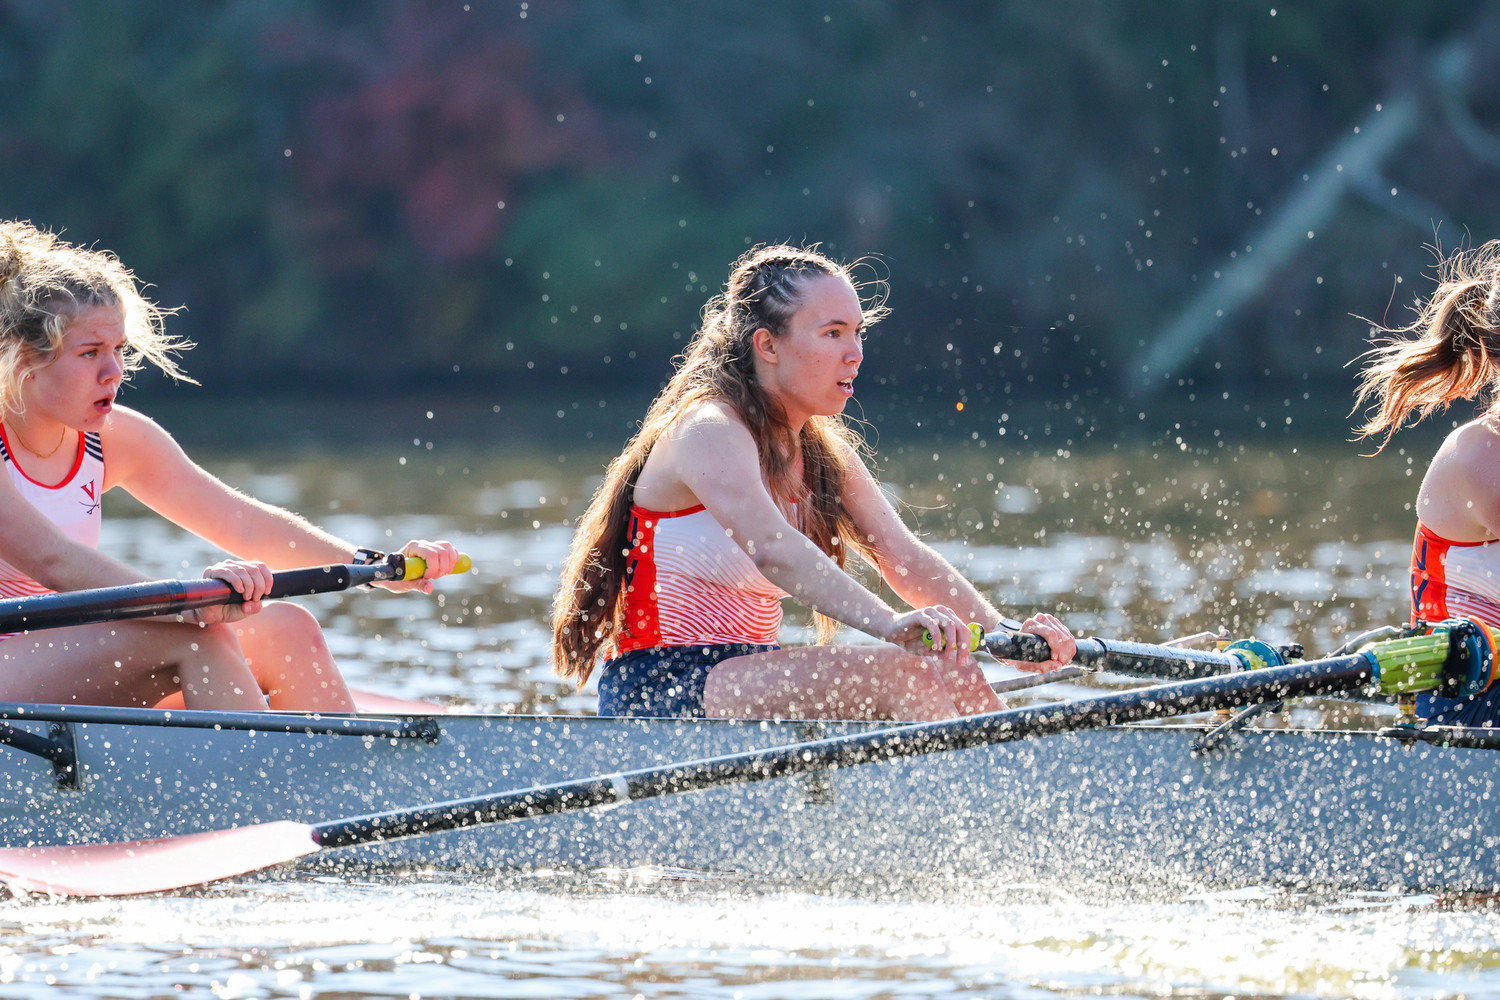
[0,821,319,897]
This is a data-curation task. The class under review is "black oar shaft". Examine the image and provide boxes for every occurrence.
[311,653,1373,850]
[0,564,386,633]
[983,631,1244,680]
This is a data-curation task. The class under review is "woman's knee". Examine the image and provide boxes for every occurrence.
[254,602,324,642]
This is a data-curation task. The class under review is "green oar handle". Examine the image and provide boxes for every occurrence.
[402,552,473,580]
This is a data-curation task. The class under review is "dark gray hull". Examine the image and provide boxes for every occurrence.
[1,710,1493,895]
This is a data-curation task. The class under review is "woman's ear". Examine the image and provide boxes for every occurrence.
[751,327,778,365]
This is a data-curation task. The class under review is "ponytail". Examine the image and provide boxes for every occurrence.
[1354,241,1500,450]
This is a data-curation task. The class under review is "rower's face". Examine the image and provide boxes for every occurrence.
[22,305,127,429]
[757,274,865,424]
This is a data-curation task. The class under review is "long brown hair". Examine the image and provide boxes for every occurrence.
[551,244,889,685]
[0,220,191,413]
[1354,241,1500,450]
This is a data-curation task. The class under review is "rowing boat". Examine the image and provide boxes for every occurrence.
[0,569,1493,898]
[3,697,1498,896]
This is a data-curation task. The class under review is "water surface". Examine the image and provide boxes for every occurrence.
[4,433,1489,999]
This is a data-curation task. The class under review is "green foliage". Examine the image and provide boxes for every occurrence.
[0,0,1492,405]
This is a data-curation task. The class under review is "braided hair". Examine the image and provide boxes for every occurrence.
[551,244,889,684]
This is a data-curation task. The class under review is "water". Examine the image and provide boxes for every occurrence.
[4,431,1495,999]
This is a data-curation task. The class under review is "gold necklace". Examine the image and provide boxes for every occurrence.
[7,421,67,460]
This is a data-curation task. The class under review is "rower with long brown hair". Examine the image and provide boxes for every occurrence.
[1356,239,1500,725]
[553,243,1075,720]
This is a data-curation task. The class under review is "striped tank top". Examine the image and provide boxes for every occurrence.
[617,504,789,652]
[0,427,105,601]
[1410,522,1500,626]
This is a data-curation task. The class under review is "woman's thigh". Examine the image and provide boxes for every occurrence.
[0,619,250,707]
[703,645,991,721]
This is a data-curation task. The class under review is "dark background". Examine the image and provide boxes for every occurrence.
[4,1,1498,446]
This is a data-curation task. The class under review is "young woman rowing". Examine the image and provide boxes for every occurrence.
[0,220,460,712]
[553,244,1075,720]
[1356,240,1500,725]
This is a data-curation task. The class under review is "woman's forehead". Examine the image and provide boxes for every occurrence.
[62,303,127,341]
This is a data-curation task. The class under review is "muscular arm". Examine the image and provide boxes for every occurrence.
[666,408,905,641]
[102,407,357,568]
[838,447,1004,627]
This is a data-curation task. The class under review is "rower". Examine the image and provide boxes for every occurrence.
[0,220,461,712]
[1355,239,1500,726]
[551,243,1076,720]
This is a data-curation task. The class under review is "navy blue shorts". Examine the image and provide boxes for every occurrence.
[1418,686,1500,728]
[597,643,778,718]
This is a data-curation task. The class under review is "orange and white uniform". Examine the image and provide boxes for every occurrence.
[598,503,790,717]
[0,427,104,601]
[617,504,787,651]
[1410,522,1500,725]
[1410,523,1500,627]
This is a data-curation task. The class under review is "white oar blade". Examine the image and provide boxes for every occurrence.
[0,821,319,897]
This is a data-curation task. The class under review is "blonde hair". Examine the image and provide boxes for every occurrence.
[551,243,889,684]
[0,220,192,412]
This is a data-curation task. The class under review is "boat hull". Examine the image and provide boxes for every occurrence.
[1,711,1495,895]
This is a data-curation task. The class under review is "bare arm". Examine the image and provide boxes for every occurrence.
[103,407,356,567]
[840,440,1075,668]
[101,407,460,588]
[660,407,970,652]
[838,446,1003,626]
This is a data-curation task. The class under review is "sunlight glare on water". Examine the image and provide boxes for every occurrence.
[2,877,1498,998]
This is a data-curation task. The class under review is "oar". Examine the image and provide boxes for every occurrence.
[932,622,1246,686]
[935,622,1293,681]
[0,626,1460,897]
[989,666,1088,694]
[0,553,472,634]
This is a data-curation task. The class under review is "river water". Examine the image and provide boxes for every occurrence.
[3,422,1497,999]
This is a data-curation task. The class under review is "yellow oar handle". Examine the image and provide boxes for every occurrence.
[922,622,984,652]
[401,553,473,580]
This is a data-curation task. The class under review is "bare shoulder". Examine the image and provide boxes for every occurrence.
[98,406,186,487]
[1438,416,1500,481]
[99,405,167,439]
[98,405,176,453]
[666,399,751,441]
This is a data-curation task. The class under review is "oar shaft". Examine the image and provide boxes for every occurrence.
[990,666,1089,694]
[311,653,1374,849]
[0,564,388,634]
[982,631,1245,680]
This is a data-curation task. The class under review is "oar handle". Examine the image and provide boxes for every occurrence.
[400,552,473,580]
[0,553,473,634]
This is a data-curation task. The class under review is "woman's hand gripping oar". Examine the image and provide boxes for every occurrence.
[929,622,1305,685]
[924,622,1089,694]
[0,620,1481,898]
[0,553,472,635]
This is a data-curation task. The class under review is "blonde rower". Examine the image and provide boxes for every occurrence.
[0,220,459,712]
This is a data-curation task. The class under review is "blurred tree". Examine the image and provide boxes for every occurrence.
[0,0,1494,416]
